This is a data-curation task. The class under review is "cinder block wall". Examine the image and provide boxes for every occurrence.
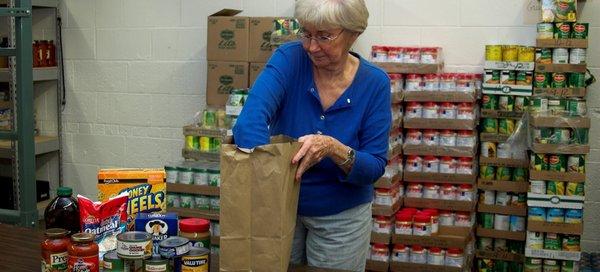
[59,0,600,249]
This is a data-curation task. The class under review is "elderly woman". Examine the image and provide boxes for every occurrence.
[232,0,390,270]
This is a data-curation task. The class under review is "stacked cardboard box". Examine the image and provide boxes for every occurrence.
[206,9,275,106]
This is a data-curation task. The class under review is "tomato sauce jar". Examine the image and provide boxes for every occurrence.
[68,232,99,272]
[42,228,70,271]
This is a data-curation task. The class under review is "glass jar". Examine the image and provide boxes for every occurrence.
[422,129,439,146]
[457,158,473,175]
[455,212,471,227]
[68,233,99,272]
[457,184,474,201]
[373,215,393,234]
[406,156,423,173]
[423,209,439,235]
[423,74,439,91]
[375,188,394,206]
[406,183,423,198]
[394,212,413,235]
[413,214,432,236]
[392,244,409,263]
[406,102,423,118]
[439,157,457,175]
[409,245,427,264]
[440,73,456,92]
[456,130,476,147]
[440,184,457,200]
[439,130,456,147]
[445,248,464,267]
[439,210,455,226]
[405,74,423,92]
[180,218,211,249]
[423,183,439,199]
[427,247,444,265]
[41,228,70,271]
[404,48,421,64]
[420,47,439,64]
[370,243,390,262]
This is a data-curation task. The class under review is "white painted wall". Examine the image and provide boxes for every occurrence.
[58,0,600,250]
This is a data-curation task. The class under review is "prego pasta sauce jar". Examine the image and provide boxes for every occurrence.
[42,228,70,272]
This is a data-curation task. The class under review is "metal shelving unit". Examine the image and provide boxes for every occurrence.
[0,0,61,227]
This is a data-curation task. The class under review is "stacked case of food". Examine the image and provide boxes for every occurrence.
[366,45,406,272]
[524,2,592,270]
[367,45,480,272]
[476,44,535,272]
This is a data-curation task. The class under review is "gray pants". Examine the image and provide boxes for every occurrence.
[290,202,372,271]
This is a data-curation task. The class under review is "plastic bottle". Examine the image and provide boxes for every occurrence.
[44,187,80,235]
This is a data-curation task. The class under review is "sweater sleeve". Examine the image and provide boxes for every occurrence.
[341,77,392,185]
[232,46,295,149]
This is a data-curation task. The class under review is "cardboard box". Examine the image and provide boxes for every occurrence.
[404,144,476,157]
[206,61,249,106]
[249,17,275,62]
[536,38,588,49]
[477,179,529,193]
[527,219,583,235]
[531,143,590,155]
[249,62,265,87]
[403,91,476,103]
[372,197,402,217]
[167,183,220,196]
[480,109,525,119]
[97,168,167,228]
[403,118,477,130]
[392,226,472,249]
[535,63,587,73]
[374,62,442,74]
[530,116,590,128]
[476,227,526,241]
[479,156,529,168]
[403,171,477,184]
[207,9,249,62]
[525,248,581,261]
[529,170,585,183]
[477,204,527,216]
[403,197,476,212]
[390,261,463,272]
[480,133,510,143]
[135,212,179,255]
[475,250,525,263]
[374,172,401,189]
[371,231,392,244]
[533,87,586,97]
[527,193,584,209]
[366,260,389,272]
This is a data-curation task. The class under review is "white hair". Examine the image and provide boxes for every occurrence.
[294,0,369,33]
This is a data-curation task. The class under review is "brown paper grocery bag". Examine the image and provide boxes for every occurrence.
[220,135,302,272]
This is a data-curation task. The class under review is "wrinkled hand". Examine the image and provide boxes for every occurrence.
[292,135,332,182]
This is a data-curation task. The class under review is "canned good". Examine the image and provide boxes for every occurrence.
[514,96,526,112]
[567,155,585,174]
[180,194,194,208]
[547,208,566,223]
[496,167,513,181]
[194,195,210,210]
[422,102,439,119]
[544,233,562,250]
[498,119,515,135]
[571,128,589,144]
[544,259,560,272]
[534,128,552,144]
[167,194,180,208]
[478,237,494,251]
[199,136,211,152]
[440,156,457,174]
[547,181,565,195]
[211,137,221,152]
[509,216,525,232]
[116,231,153,260]
[530,97,548,113]
[567,98,586,116]
[518,46,535,62]
[551,72,568,88]
[406,129,423,145]
[103,250,124,271]
[554,23,571,39]
[144,257,169,272]
[439,130,456,147]
[566,182,584,196]
[479,165,495,180]
[531,153,549,171]
[496,191,510,206]
[456,130,475,147]
[159,237,191,259]
[181,247,210,271]
[569,73,586,88]
[530,180,547,194]
[482,118,498,133]
[494,239,507,251]
[484,70,501,85]
[512,168,527,182]
[481,142,497,158]
[439,103,457,119]
[550,128,570,144]
[482,94,498,110]
[457,103,474,120]
[564,209,583,224]
[481,213,494,229]
[481,190,496,205]
[572,23,589,39]
[501,70,516,85]
[526,232,544,250]
[537,23,554,39]
[422,156,440,173]
[406,156,423,172]
[552,48,569,64]
[570,48,586,64]
[502,45,518,61]
[533,72,550,89]
[406,102,423,118]
[423,130,439,146]
[498,96,514,111]
[486,45,503,61]
[525,258,543,272]
[202,109,216,128]
[548,154,566,172]
[562,235,581,252]
[562,260,579,272]
[536,48,552,64]
[516,71,533,86]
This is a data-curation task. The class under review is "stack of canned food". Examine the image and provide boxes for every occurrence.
[526,231,581,254]
[530,153,586,174]
[533,71,586,89]
[525,258,579,272]
[530,179,584,197]
[533,127,589,145]
[481,116,522,136]
[405,129,476,148]
[478,210,526,233]
[167,192,220,212]
[165,162,221,186]
[405,155,474,175]
[226,89,249,127]
[184,134,223,153]
[484,69,532,86]
[398,73,481,93]
[405,102,476,120]
[530,96,587,117]
[529,206,583,224]
[535,45,586,65]
[478,255,524,272]
[485,45,536,63]
[405,182,475,202]
[370,243,467,268]
[482,94,529,113]
[200,107,228,129]
[371,46,442,64]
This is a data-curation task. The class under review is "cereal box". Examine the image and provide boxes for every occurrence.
[135,212,178,255]
[98,168,166,229]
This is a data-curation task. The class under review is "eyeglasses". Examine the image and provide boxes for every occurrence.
[298,29,344,45]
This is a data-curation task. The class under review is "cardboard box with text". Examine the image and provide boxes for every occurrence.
[207,9,249,62]
[207,61,249,106]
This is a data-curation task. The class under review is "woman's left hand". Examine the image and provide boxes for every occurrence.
[292,134,333,182]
